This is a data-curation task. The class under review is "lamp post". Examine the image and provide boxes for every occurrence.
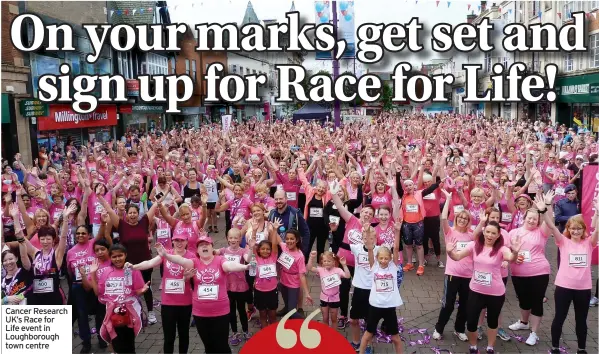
[332,1,341,128]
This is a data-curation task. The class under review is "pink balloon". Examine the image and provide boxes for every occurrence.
[341,10,347,16]
[317,11,323,17]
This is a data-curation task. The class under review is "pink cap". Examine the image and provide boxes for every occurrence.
[172,229,188,241]
[197,235,213,244]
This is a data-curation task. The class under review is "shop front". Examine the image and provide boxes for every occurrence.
[35,104,117,151]
[118,104,165,133]
[167,106,207,129]
[555,73,599,132]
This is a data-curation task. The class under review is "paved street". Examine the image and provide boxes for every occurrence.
[72,217,598,354]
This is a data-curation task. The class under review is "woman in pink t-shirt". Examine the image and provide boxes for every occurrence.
[506,192,553,347]
[446,221,522,354]
[155,235,249,354]
[157,200,208,253]
[307,250,350,328]
[433,190,474,342]
[541,208,598,354]
[126,230,196,354]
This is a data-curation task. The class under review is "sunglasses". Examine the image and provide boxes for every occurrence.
[75,232,87,235]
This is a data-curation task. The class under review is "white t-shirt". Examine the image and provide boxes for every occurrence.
[369,261,403,308]
[350,244,379,290]
[204,178,219,203]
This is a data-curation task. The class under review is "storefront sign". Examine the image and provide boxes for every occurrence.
[119,104,164,114]
[19,99,48,118]
[126,79,140,96]
[556,74,599,103]
[37,104,117,131]
[180,107,202,115]
[2,94,10,123]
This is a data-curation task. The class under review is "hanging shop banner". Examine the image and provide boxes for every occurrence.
[126,79,140,96]
[581,164,599,264]
[315,1,355,60]
[37,104,117,131]
[221,114,232,131]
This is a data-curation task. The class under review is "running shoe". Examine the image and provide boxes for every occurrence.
[229,333,242,346]
[497,328,511,341]
[337,316,348,329]
[550,348,561,354]
[577,350,588,354]
[423,259,428,266]
[486,348,495,354]
[243,332,252,340]
[508,320,530,331]
[454,331,468,342]
[469,347,480,354]
[364,345,374,354]
[147,311,158,325]
[403,263,414,272]
[437,260,445,268]
[476,326,484,340]
[350,342,360,352]
[590,296,599,307]
[416,265,425,276]
[432,329,442,340]
[525,331,539,346]
[247,307,257,320]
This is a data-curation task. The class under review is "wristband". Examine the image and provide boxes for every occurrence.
[2,297,8,305]
[538,208,547,214]
[545,203,552,206]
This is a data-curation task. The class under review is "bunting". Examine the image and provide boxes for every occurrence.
[593,13,597,20]
[447,1,451,7]
[467,4,471,10]
[109,6,154,17]
[557,12,561,19]
[436,1,440,7]
[478,5,481,11]
[508,9,512,15]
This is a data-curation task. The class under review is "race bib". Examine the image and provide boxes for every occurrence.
[309,208,323,218]
[255,231,266,243]
[157,229,170,240]
[33,279,54,294]
[286,192,297,201]
[555,187,565,196]
[225,254,241,263]
[474,271,491,286]
[258,264,277,278]
[322,274,341,290]
[197,285,218,300]
[94,204,104,214]
[164,279,185,294]
[518,250,531,263]
[456,241,471,252]
[546,167,554,174]
[277,253,295,270]
[501,212,513,223]
[423,193,436,200]
[569,254,588,268]
[74,265,90,281]
[184,198,191,204]
[375,277,393,293]
[453,205,465,214]
[347,230,363,244]
[357,253,369,268]
[104,280,124,295]
[406,204,418,213]
[329,216,340,225]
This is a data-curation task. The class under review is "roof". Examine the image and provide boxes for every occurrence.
[241,1,260,25]
[290,1,296,12]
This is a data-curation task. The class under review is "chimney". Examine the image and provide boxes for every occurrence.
[467,13,477,23]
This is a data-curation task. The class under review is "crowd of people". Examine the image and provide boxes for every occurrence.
[1,113,598,354]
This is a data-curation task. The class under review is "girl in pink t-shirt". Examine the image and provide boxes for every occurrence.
[541,210,598,354]
[307,250,350,328]
[276,229,312,320]
[217,229,251,345]
[246,232,279,329]
[447,222,522,354]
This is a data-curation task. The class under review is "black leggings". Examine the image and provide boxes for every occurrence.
[339,265,355,318]
[466,290,505,333]
[225,210,232,236]
[228,291,249,333]
[111,326,136,354]
[551,286,591,349]
[194,314,232,354]
[307,223,328,264]
[512,274,549,317]
[435,275,470,334]
[423,216,441,256]
[141,268,153,312]
[162,305,192,354]
[96,301,106,346]
[245,274,255,306]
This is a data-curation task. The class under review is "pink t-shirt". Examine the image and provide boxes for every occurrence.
[466,243,510,296]
[229,197,253,223]
[66,241,95,282]
[192,256,229,317]
[508,227,550,277]
[220,247,249,292]
[337,216,363,267]
[254,252,278,292]
[174,221,201,252]
[375,222,395,249]
[316,266,346,302]
[370,192,392,223]
[275,172,301,208]
[97,266,145,305]
[155,218,172,250]
[554,236,593,290]
[88,193,112,225]
[278,243,306,289]
[161,249,195,306]
[93,258,113,281]
[445,229,474,278]
[63,187,82,201]
[49,203,65,224]
[500,229,509,278]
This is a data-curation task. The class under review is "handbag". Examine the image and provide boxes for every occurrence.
[110,305,131,328]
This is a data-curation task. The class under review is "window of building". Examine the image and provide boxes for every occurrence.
[185,59,190,76]
[591,34,599,68]
[171,57,176,74]
[146,53,168,75]
[529,1,541,18]
[246,68,250,75]
[240,66,244,76]
[253,69,257,75]
[564,53,573,72]
[563,1,583,21]
[544,1,551,10]
[192,60,197,81]
[232,65,237,74]
[118,52,133,79]
[591,0,599,10]
[484,52,492,73]
[502,56,509,68]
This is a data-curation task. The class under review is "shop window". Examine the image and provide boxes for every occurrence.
[591,34,599,69]
[564,53,573,72]
[117,51,133,79]
[591,0,599,10]
[563,1,583,22]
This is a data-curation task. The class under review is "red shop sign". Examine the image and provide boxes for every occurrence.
[37,104,117,131]
[126,79,140,96]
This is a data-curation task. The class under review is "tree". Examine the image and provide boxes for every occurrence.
[381,82,393,112]
[341,70,364,107]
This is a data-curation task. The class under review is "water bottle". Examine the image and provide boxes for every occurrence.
[249,253,257,277]
[124,267,132,286]
[328,231,333,252]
